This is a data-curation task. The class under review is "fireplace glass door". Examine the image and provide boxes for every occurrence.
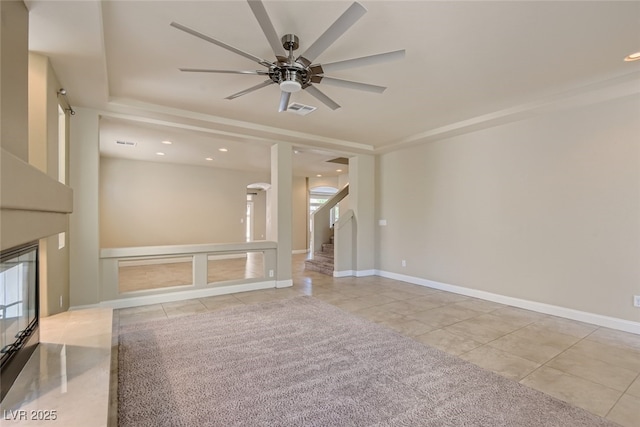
[0,242,39,401]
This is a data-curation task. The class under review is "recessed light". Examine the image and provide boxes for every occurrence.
[218,148,228,152]
[156,152,165,156]
[624,51,640,62]
[336,169,343,172]
[205,157,213,161]
[316,174,322,177]
[161,140,172,145]
[294,150,300,154]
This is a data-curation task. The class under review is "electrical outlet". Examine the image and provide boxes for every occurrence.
[634,295,640,308]
[269,269,274,278]
[59,295,63,308]
[401,260,406,267]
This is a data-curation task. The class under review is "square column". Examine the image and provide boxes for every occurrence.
[349,154,375,275]
[267,142,293,287]
[68,108,101,305]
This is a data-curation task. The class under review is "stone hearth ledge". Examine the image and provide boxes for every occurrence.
[0,308,113,427]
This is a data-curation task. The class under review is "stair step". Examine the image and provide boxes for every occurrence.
[313,252,334,263]
[304,259,334,276]
[322,243,334,252]
[305,236,336,276]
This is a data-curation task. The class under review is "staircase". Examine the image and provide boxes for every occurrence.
[305,235,334,276]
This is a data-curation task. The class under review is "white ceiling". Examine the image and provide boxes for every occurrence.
[26,1,640,174]
[99,116,348,176]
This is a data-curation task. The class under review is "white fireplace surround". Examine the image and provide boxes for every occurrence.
[0,148,73,251]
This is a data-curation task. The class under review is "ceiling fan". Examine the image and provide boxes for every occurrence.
[171,1,405,112]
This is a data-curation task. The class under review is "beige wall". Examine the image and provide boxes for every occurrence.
[0,1,28,160]
[377,95,640,322]
[0,5,72,314]
[292,176,308,251]
[28,53,70,316]
[100,157,270,247]
[308,176,339,190]
[251,189,267,241]
[248,176,305,250]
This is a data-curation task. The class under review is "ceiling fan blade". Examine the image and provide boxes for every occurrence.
[171,22,273,67]
[179,68,269,75]
[297,2,366,64]
[305,85,341,110]
[225,80,274,100]
[278,91,291,112]
[319,77,386,93]
[317,50,406,74]
[247,0,287,58]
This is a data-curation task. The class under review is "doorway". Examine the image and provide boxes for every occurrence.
[246,194,254,242]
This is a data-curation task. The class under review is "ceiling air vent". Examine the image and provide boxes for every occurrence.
[286,103,317,116]
[115,140,137,147]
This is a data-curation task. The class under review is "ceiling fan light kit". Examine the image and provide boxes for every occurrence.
[172,0,405,112]
[280,80,302,93]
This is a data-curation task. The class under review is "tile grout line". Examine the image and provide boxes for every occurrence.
[448,307,543,358]
[160,303,170,319]
[603,369,640,419]
[518,325,635,420]
[517,325,601,384]
[451,314,605,383]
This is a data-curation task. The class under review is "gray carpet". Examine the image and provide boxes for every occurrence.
[118,296,618,427]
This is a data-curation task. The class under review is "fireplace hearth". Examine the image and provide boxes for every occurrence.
[0,241,39,402]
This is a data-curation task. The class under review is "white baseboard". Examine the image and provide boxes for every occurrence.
[334,270,353,278]
[334,270,377,278]
[70,281,275,310]
[292,249,309,254]
[276,279,293,288]
[376,270,640,335]
[355,269,376,277]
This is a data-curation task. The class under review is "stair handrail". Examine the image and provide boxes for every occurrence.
[310,184,349,256]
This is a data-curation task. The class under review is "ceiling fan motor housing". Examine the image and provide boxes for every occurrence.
[172,0,403,111]
[281,34,299,51]
[269,34,312,92]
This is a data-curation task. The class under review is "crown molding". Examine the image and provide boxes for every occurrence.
[103,97,375,155]
[376,71,640,154]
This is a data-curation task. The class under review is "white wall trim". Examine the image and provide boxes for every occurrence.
[355,269,376,277]
[119,253,246,267]
[101,241,276,259]
[276,279,293,288]
[376,71,640,154]
[334,270,354,278]
[103,99,375,154]
[292,249,309,254]
[376,270,640,335]
[70,280,275,310]
[334,270,376,278]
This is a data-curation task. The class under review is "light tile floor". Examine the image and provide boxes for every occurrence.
[115,254,640,426]
[4,255,639,426]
